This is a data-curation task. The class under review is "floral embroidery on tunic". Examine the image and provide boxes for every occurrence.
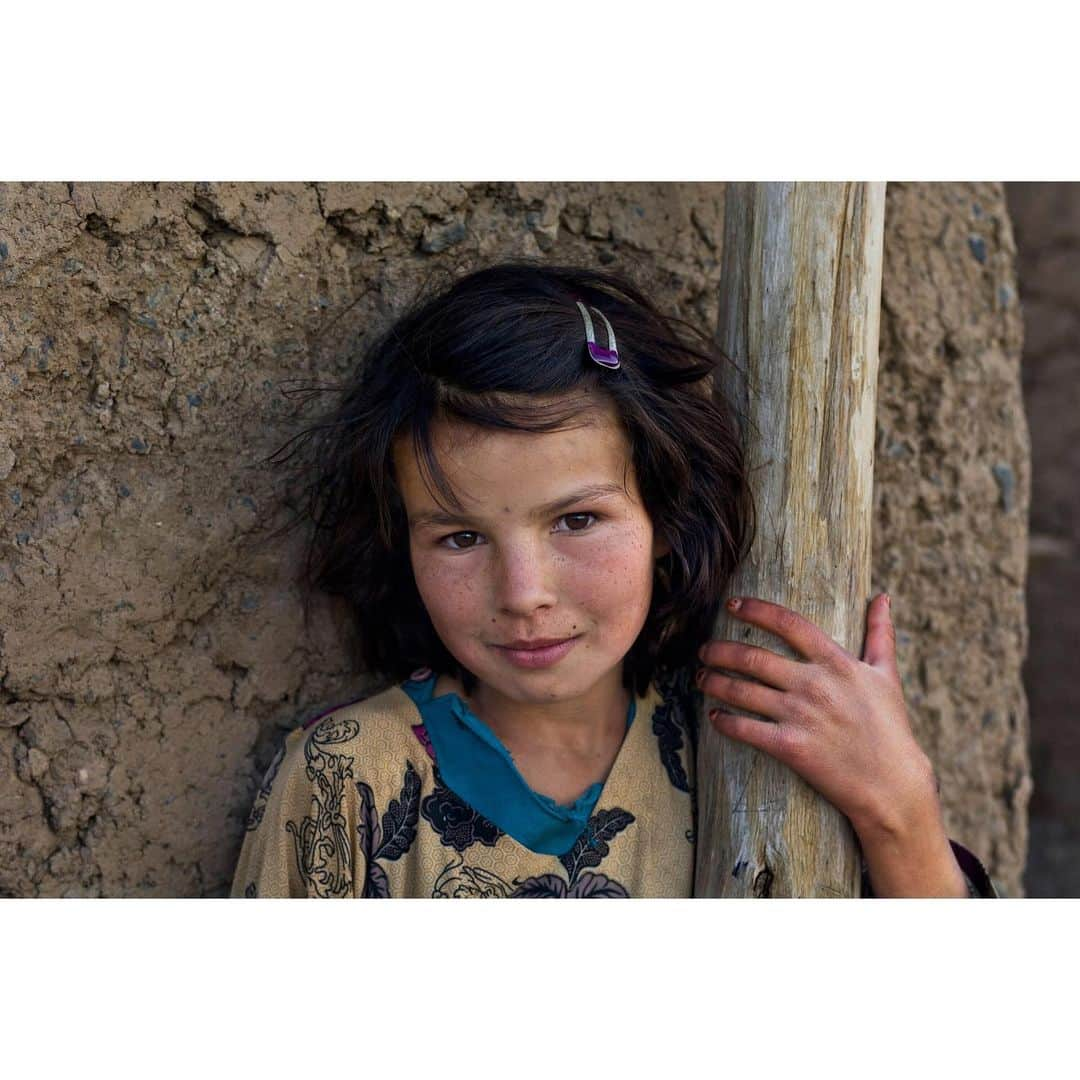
[427,806,637,898]
[283,718,361,898]
[357,759,422,898]
[420,768,504,851]
[432,857,515,898]
[651,667,700,843]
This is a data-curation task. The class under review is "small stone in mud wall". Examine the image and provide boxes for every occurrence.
[991,462,1016,513]
[20,747,51,781]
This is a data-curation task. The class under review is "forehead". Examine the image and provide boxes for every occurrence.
[392,398,635,515]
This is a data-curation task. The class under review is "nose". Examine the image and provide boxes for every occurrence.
[492,539,560,616]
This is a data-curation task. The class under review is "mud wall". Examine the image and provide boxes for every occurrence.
[0,181,1030,896]
[875,184,1030,896]
[1005,182,1080,897]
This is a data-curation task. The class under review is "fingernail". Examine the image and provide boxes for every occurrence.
[884,592,891,608]
[709,709,721,722]
[727,597,742,611]
[696,668,707,686]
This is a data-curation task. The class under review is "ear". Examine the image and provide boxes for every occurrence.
[653,533,671,560]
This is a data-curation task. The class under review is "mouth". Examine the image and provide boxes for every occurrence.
[496,637,575,650]
[491,635,582,669]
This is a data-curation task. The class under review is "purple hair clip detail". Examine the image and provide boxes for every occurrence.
[575,300,620,370]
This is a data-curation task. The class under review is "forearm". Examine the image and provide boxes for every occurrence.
[858,817,970,897]
[852,769,970,898]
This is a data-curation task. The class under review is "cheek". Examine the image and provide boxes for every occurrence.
[564,530,655,614]
[410,551,476,624]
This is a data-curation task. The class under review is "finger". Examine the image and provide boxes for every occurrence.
[861,592,900,678]
[709,707,789,760]
[725,595,852,669]
[700,670,788,722]
[697,640,804,692]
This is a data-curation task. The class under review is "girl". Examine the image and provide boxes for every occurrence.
[231,260,996,899]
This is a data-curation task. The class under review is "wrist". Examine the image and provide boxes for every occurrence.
[858,828,968,898]
[850,750,939,844]
[853,768,969,898]
[851,758,970,898]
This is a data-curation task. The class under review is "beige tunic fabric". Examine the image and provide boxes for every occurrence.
[231,675,698,898]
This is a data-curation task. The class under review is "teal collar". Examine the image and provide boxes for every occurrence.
[400,673,635,856]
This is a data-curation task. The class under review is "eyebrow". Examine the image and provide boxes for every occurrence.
[408,481,628,531]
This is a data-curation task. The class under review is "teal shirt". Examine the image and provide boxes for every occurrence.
[400,672,636,856]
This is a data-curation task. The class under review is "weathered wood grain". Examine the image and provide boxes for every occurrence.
[694,182,887,898]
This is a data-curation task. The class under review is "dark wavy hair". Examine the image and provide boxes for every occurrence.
[262,259,756,698]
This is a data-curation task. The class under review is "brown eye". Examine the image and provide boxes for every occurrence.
[440,531,480,550]
[558,512,598,532]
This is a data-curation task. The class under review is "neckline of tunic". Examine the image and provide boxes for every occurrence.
[398,671,641,856]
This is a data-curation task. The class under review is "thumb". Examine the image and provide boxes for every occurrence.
[861,592,900,676]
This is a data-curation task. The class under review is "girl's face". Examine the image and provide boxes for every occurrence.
[392,399,670,705]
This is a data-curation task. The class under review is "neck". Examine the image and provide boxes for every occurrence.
[439,669,632,759]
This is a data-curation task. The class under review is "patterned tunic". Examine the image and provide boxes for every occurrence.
[230,669,995,898]
[232,668,697,898]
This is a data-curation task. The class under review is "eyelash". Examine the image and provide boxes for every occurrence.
[436,512,601,551]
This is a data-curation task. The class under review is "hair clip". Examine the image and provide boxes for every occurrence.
[575,300,620,370]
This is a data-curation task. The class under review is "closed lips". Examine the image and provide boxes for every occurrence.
[499,637,575,649]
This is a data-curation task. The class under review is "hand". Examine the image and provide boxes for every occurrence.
[696,593,936,840]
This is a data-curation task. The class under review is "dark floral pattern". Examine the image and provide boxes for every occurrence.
[244,742,286,832]
[432,856,515,898]
[357,759,423,898]
[430,855,632,898]
[310,714,362,746]
[283,718,361,898]
[511,871,629,897]
[651,668,698,793]
[420,767,504,852]
[559,808,635,883]
[652,666,700,843]
[504,807,635,897]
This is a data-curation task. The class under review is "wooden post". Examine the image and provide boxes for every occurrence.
[694,182,887,898]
